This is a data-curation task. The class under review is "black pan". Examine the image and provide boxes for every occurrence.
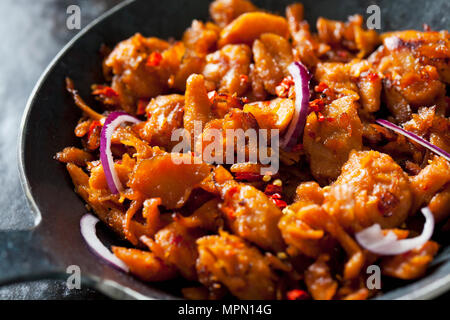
[5,0,450,299]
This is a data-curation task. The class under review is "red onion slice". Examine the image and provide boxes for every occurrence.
[355,207,434,255]
[376,119,450,162]
[280,61,311,150]
[100,112,142,194]
[80,214,129,272]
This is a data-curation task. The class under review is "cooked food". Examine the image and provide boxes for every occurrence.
[56,0,450,300]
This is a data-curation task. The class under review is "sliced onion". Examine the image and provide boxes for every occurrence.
[355,207,435,255]
[100,111,142,194]
[80,214,129,272]
[376,119,450,162]
[280,61,311,150]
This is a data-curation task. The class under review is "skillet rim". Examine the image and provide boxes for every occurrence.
[16,0,450,300]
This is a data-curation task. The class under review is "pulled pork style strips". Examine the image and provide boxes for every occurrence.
[57,0,449,300]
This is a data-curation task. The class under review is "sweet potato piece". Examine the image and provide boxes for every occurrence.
[196,232,277,300]
[243,98,294,133]
[278,203,327,258]
[317,15,379,58]
[303,95,363,182]
[315,62,358,92]
[381,30,450,83]
[403,107,450,155]
[112,247,177,282]
[129,154,211,209]
[150,222,203,281]
[176,199,223,232]
[140,94,185,150]
[89,154,135,192]
[66,163,126,238]
[184,74,214,148]
[357,71,382,114]
[195,108,258,164]
[252,33,293,95]
[219,181,284,252]
[210,0,258,28]
[105,34,171,111]
[428,185,450,222]
[55,147,93,167]
[218,12,289,48]
[279,203,364,279]
[294,181,324,205]
[381,241,439,280]
[323,150,412,232]
[410,156,450,213]
[305,255,338,300]
[203,44,252,95]
[183,20,219,57]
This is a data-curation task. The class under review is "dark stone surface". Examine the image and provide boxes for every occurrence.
[0,0,121,300]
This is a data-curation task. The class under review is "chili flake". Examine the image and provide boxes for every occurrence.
[287,289,309,300]
[137,99,149,116]
[92,85,119,98]
[87,120,102,140]
[265,184,282,195]
[235,172,262,182]
[146,51,163,67]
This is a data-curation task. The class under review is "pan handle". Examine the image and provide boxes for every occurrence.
[0,230,60,286]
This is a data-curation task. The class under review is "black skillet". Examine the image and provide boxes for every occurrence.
[4,0,450,299]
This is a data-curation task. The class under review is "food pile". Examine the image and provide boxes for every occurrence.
[56,0,450,300]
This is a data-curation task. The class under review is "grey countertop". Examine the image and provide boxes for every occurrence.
[0,0,122,300]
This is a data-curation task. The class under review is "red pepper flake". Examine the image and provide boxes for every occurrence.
[223,207,236,220]
[137,99,149,116]
[270,193,282,200]
[337,50,349,58]
[309,99,324,112]
[264,184,282,195]
[209,91,247,108]
[208,90,217,104]
[276,76,294,98]
[146,51,163,67]
[291,144,303,152]
[170,234,184,246]
[240,74,249,85]
[235,172,262,182]
[314,82,328,93]
[317,111,326,122]
[287,289,309,300]
[87,120,102,140]
[240,96,250,104]
[227,186,239,198]
[92,85,119,98]
[367,72,380,82]
[271,198,287,209]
